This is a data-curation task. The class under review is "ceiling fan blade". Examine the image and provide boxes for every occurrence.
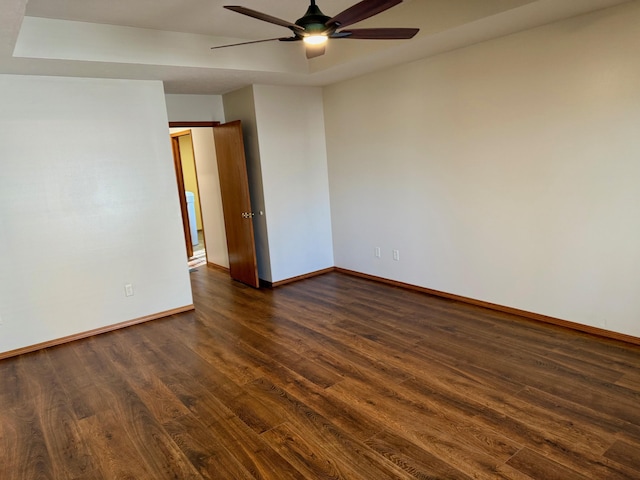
[224,6,305,32]
[326,0,402,29]
[211,37,294,50]
[306,43,326,59]
[334,27,419,40]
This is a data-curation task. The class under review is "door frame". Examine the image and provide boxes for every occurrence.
[170,131,193,259]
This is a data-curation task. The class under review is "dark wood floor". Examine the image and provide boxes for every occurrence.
[2,268,640,479]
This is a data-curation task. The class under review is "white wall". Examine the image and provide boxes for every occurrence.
[323,2,640,338]
[165,94,225,123]
[253,85,334,283]
[16,17,307,75]
[0,75,193,354]
[223,86,273,282]
[170,127,230,269]
[222,85,334,284]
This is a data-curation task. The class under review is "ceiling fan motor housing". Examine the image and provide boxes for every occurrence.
[295,2,335,37]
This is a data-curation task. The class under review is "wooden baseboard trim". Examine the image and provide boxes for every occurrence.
[0,305,196,360]
[267,267,337,288]
[206,262,230,273]
[335,268,640,347]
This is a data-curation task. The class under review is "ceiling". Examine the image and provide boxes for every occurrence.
[0,0,631,95]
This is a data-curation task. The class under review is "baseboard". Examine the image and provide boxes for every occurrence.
[206,262,230,273]
[335,268,640,347]
[266,267,337,288]
[0,305,196,360]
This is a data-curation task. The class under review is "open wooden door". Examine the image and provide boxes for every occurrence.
[213,121,260,288]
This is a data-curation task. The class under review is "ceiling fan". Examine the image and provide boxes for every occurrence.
[212,0,419,59]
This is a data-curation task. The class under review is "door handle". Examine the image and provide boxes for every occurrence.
[241,212,255,218]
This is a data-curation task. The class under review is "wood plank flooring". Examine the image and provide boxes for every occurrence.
[1,267,640,479]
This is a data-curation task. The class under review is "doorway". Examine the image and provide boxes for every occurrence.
[170,130,207,269]
[169,121,231,274]
[168,121,261,288]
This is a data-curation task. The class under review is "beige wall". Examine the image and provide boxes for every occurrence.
[324,2,640,338]
[252,85,334,283]
[191,127,229,269]
[0,76,193,354]
[223,86,272,282]
[223,85,335,283]
[165,94,225,122]
[178,133,203,230]
[223,85,333,283]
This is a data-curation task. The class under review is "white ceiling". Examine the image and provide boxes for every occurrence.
[0,0,631,94]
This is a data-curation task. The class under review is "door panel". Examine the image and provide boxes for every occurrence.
[213,121,260,288]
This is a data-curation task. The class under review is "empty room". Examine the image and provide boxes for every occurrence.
[1,0,639,478]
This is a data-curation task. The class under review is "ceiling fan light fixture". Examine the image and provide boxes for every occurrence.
[303,34,328,45]
[218,1,420,58]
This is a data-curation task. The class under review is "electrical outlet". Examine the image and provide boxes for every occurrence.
[374,247,381,258]
[393,249,400,261]
[125,284,134,297]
